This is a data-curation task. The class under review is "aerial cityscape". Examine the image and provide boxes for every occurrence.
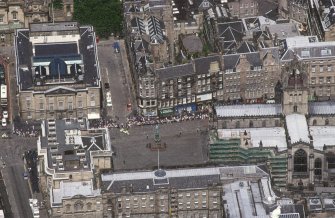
[2,0,335,217]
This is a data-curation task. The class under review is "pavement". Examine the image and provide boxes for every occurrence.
[111,119,210,171]
[97,38,136,123]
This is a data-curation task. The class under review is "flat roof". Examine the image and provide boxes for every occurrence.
[52,180,100,205]
[218,128,287,151]
[34,43,78,57]
[30,22,79,32]
[309,126,335,150]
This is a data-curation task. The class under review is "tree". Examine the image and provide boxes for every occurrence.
[73,0,123,38]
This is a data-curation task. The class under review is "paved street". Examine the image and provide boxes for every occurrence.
[97,38,135,123]
[0,135,37,218]
[111,119,209,171]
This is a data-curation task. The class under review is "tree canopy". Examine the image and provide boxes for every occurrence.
[73,0,123,38]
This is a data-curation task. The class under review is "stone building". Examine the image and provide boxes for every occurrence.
[37,119,112,217]
[0,0,25,45]
[310,0,335,41]
[24,0,49,27]
[14,22,101,120]
[101,165,277,218]
[211,58,335,191]
[280,36,335,101]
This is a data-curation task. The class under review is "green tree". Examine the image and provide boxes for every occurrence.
[73,0,123,38]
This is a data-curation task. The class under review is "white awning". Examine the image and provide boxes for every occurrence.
[196,93,212,102]
[87,113,100,120]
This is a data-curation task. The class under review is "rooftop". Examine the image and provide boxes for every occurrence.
[29,22,79,32]
[223,177,277,218]
[156,63,194,80]
[39,119,111,172]
[218,128,287,151]
[51,180,100,206]
[285,114,310,144]
[215,104,282,117]
[15,23,100,90]
[102,165,268,193]
[309,126,335,150]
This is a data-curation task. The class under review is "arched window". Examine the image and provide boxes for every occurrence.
[325,119,329,125]
[313,119,317,125]
[262,120,266,127]
[249,120,253,128]
[236,121,240,128]
[87,202,92,211]
[293,105,298,112]
[315,158,322,177]
[65,204,71,213]
[74,200,84,211]
[294,149,307,173]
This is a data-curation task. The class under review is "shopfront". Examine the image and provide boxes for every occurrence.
[175,103,197,115]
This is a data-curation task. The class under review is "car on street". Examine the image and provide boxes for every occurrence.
[2,111,8,119]
[104,83,110,89]
[106,92,112,107]
[1,118,6,127]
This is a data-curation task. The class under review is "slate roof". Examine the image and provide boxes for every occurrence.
[130,17,145,35]
[148,16,164,43]
[218,25,244,41]
[156,63,194,80]
[309,101,335,115]
[193,55,221,74]
[216,104,282,117]
[15,24,100,91]
[41,119,109,172]
[257,0,278,17]
[281,43,335,61]
[223,52,262,70]
[237,41,257,53]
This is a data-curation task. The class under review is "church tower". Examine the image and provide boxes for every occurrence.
[282,58,309,115]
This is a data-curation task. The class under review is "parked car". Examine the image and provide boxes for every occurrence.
[106,92,112,107]
[1,118,6,127]
[2,111,8,119]
[104,83,110,89]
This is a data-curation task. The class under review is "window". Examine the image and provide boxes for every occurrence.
[0,16,3,23]
[315,158,322,177]
[74,200,84,211]
[12,11,17,20]
[293,105,298,112]
[58,101,64,110]
[68,102,73,110]
[312,66,316,73]
[325,119,329,125]
[65,204,71,213]
[39,102,44,110]
[313,119,317,125]
[249,120,253,128]
[78,98,83,108]
[49,103,54,111]
[87,202,92,211]
[294,149,307,173]
[328,65,332,71]
[236,121,240,128]
[319,77,324,84]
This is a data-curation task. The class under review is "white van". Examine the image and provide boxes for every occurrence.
[1,118,6,127]
[106,92,112,107]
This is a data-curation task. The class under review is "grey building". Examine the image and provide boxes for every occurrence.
[15,22,101,120]
[37,119,112,217]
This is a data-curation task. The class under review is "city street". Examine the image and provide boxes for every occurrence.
[111,119,209,171]
[97,38,136,123]
[0,135,37,218]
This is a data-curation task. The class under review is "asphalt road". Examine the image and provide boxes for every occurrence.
[0,135,37,218]
[111,119,209,171]
[97,38,135,123]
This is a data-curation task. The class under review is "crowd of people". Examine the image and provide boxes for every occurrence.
[89,110,210,130]
[12,120,40,138]
[126,112,210,127]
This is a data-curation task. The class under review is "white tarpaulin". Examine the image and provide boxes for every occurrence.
[196,93,212,102]
[87,113,100,120]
